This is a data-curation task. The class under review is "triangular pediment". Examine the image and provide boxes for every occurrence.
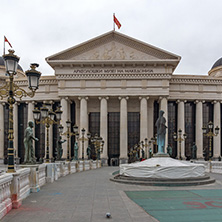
[46,31,181,64]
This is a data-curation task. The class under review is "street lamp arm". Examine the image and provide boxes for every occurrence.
[0,82,37,100]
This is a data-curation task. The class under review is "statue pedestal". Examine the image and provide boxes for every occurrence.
[69,161,77,174]
[20,164,42,193]
[78,161,84,171]
[45,163,58,183]
[92,161,97,169]
[84,160,90,170]
[153,153,170,158]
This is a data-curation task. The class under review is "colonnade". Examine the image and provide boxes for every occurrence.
[0,98,221,163]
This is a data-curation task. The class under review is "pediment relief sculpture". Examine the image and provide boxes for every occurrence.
[71,42,157,61]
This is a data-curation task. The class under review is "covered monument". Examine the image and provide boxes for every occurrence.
[112,110,215,186]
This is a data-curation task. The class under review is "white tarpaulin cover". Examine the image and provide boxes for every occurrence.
[119,157,205,179]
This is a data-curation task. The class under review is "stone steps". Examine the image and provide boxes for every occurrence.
[110,174,215,186]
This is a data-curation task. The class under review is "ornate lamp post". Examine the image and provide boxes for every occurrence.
[173,129,187,160]
[202,121,219,162]
[77,128,91,160]
[61,121,79,161]
[33,104,62,163]
[0,50,41,172]
[90,134,104,160]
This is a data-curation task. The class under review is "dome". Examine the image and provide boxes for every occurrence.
[0,56,23,72]
[211,57,222,70]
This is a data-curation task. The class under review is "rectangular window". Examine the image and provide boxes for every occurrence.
[108,112,120,161]
[168,102,177,158]
[185,102,196,159]
[89,112,100,160]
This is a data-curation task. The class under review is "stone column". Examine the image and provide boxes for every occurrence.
[13,102,18,159]
[99,97,108,165]
[147,99,154,141]
[177,100,185,159]
[61,97,69,159]
[213,101,220,158]
[159,97,168,153]
[0,103,4,163]
[79,97,89,159]
[119,97,128,164]
[195,100,203,158]
[139,97,148,142]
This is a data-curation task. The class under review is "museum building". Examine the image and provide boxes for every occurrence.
[0,30,222,165]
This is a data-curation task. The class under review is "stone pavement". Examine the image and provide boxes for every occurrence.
[2,167,222,222]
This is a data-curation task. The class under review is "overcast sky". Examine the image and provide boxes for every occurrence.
[1,0,222,76]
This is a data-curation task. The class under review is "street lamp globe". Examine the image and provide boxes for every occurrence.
[59,125,64,134]
[3,50,20,75]
[25,63,41,91]
[40,106,48,118]
[33,107,41,120]
[55,106,62,121]
[66,120,71,128]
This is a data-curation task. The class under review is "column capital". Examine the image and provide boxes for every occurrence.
[139,96,149,100]
[212,100,219,104]
[118,96,129,100]
[194,100,204,104]
[98,96,109,100]
[176,99,186,104]
[78,96,89,101]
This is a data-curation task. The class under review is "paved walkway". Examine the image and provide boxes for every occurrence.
[2,167,222,222]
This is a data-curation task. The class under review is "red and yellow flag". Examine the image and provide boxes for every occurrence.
[113,15,121,29]
[4,36,12,48]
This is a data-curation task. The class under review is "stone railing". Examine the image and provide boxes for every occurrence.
[39,164,46,187]
[11,168,31,209]
[193,160,222,173]
[0,173,13,219]
[0,160,102,219]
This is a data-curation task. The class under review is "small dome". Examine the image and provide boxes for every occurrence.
[211,57,222,70]
[0,56,23,72]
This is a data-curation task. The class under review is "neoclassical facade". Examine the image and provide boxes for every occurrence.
[1,31,222,165]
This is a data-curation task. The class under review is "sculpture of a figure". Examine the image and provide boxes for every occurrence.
[191,142,197,159]
[141,149,145,159]
[135,150,139,161]
[149,148,152,158]
[87,145,91,160]
[74,142,79,160]
[155,110,167,153]
[56,136,66,160]
[96,148,101,160]
[23,121,38,164]
[167,144,173,157]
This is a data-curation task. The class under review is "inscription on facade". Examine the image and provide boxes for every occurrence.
[73,68,154,74]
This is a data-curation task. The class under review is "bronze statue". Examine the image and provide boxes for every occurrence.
[56,136,66,160]
[74,142,79,160]
[191,142,197,159]
[155,110,167,154]
[23,121,38,164]
[87,145,91,160]
[167,144,173,157]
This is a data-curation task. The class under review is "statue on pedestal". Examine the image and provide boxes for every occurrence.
[167,144,173,157]
[23,121,38,164]
[74,142,79,160]
[87,145,91,160]
[155,110,167,154]
[141,149,145,159]
[191,142,197,159]
[96,148,101,160]
[56,136,66,160]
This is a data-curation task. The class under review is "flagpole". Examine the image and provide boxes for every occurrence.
[3,36,5,55]
[113,13,115,31]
